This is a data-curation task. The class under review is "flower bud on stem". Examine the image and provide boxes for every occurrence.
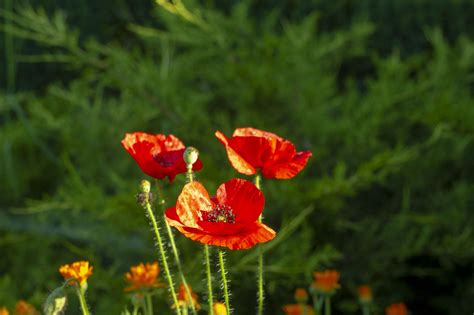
[184,147,199,183]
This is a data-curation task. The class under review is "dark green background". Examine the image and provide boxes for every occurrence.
[1,0,473,314]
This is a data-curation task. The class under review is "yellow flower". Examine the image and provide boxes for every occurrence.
[176,283,201,310]
[59,261,93,287]
[0,307,9,315]
[311,270,340,294]
[14,300,39,315]
[212,302,227,315]
[124,262,164,292]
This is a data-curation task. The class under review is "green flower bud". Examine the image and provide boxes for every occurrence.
[183,147,199,167]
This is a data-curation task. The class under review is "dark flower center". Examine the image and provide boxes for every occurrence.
[153,154,174,167]
[202,204,236,223]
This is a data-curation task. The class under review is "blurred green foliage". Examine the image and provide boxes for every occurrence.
[1,1,473,314]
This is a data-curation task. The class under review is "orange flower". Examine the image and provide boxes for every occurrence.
[357,285,372,303]
[282,304,315,315]
[14,301,38,315]
[122,132,202,182]
[312,270,340,294]
[0,307,9,315]
[215,127,312,179]
[59,261,93,287]
[176,284,201,310]
[385,303,408,315]
[165,178,276,250]
[294,288,308,303]
[124,262,165,292]
[213,302,227,315]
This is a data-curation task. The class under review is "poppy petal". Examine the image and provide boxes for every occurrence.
[179,222,276,250]
[165,206,184,227]
[197,221,246,236]
[176,182,214,229]
[262,150,312,179]
[215,131,256,175]
[122,135,165,179]
[233,127,283,140]
[215,178,264,223]
[228,136,272,169]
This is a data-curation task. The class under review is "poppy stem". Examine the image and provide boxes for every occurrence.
[143,194,181,315]
[254,174,264,315]
[218,249,231,315]
[156,181,197,315]
[76,286,90,315]
[204,245,214,315]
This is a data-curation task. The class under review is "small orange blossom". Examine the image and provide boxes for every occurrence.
[14,301,38,315]
[358,285,373,303]
[176,283,201,310]
[59,261,93,287]
[0,307,9,315]
[282,304,315,315]
[311,270,340,294]
[294,288,308,303]
[385,303,408,315]
[124,262,164,292]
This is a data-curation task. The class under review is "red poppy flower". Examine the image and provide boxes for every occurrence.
[121,132,202,182]
[165,178,276,250]
[215,127,312,179]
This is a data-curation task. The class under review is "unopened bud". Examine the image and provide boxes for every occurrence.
[183,147,199,167]
[43,287,68,315]
[294,288,308,303]
[357,285,372,303]
[140,180,151,194]
[213,302,227,315]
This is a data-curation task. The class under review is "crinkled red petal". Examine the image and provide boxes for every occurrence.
[176,182,213,229]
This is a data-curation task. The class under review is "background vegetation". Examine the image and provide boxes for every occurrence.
[1,0,473,314]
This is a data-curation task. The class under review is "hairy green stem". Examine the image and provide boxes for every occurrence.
[186,165,194,183]
[144,198,181,315]
[76,287,90,315]
[254,174,264,315]
[218,250,231,315]
[324,296,331,315]
[204,245,214,315]
[156,182,197,315]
